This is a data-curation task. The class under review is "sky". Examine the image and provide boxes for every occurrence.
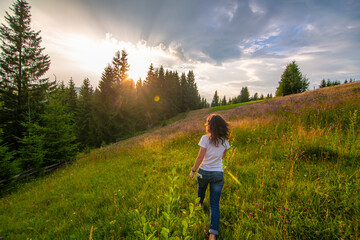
[1,0,359,100]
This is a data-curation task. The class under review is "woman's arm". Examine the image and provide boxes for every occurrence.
[222,149,227,159]
[189,147,206,180]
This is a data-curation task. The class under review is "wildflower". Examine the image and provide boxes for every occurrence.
[249,213,253,216]
[285,208,289,211]
[256,203,259,206]
[286,220,289,224]
[340,230,345,233]
[261,210,264,213]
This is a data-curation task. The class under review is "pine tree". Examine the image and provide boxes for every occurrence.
[238,87,250,103]
[0,140,14,182]
[320,79,327,88]
[66,78,78,115]
[0,0,53,149]
[76,78,95,148]
[40,89,77,165]
[186,70,201,110]
[164,70,181,116]
[143,64,158,126]
[201,97,209,108]
[211,90,220,107]
[17,120,44,170]
[17,86,77,169]
[98,65,116,110]
[119,50,130,82]
[134,78,147,130]
[0,101,14,182]
[112,51,122,86]
[326,79,332,87]
[221,96,227,106]
[276,61,309,96]
[180,72,189,111]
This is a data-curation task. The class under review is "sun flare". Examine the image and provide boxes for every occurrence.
[56,33,155,83]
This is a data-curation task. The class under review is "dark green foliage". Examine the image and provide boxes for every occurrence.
[201,97,210,108]
[276,61,309,96]
[95,51,136,143]
[17,88,78,167]
[179,71,201,112]
[17,121,44,170]
[15,86,77,173]
[211,90,219,107]
[239,86,250,102]
[180,72,189,111]
[0,0,53,149]
[164,70,181,117]
[40,90,78,164]
[0,102,15,181]
[65,78,78,116]
[221,96,227,106]
[319,78,342,88]
[138,64,201,127]
[0,140,14,181]
[76,78,96,148]
[186,70,201,110]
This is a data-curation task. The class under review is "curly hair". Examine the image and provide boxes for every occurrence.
[205,114,230,147]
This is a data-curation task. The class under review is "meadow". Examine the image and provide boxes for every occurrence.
[0,82,359,239]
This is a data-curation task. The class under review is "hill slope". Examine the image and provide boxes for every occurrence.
[1,82,360,239]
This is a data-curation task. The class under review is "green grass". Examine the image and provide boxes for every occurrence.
[211,100,265,112]
[1,82,360,239]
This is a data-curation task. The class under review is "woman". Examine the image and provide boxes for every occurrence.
[189,114,230,240]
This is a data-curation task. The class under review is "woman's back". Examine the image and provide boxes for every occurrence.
[198,135,230,171]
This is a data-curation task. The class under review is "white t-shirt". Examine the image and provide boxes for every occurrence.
[198,135,230,172]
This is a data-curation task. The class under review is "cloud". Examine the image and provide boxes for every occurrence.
[249,0,266,15]
[211,0,239,27]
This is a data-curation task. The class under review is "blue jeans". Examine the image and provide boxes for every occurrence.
[197,168,224,235]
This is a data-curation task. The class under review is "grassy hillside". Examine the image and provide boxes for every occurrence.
[1,82,359,239]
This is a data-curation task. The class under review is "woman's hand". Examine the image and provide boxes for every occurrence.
[189,170,195,181]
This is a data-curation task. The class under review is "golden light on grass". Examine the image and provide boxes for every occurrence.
[89,225,93,240]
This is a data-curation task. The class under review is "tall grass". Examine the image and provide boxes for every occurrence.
[0,82,359,239]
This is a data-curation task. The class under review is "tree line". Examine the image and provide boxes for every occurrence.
[209,87,273,107]
[319,78,356,88]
